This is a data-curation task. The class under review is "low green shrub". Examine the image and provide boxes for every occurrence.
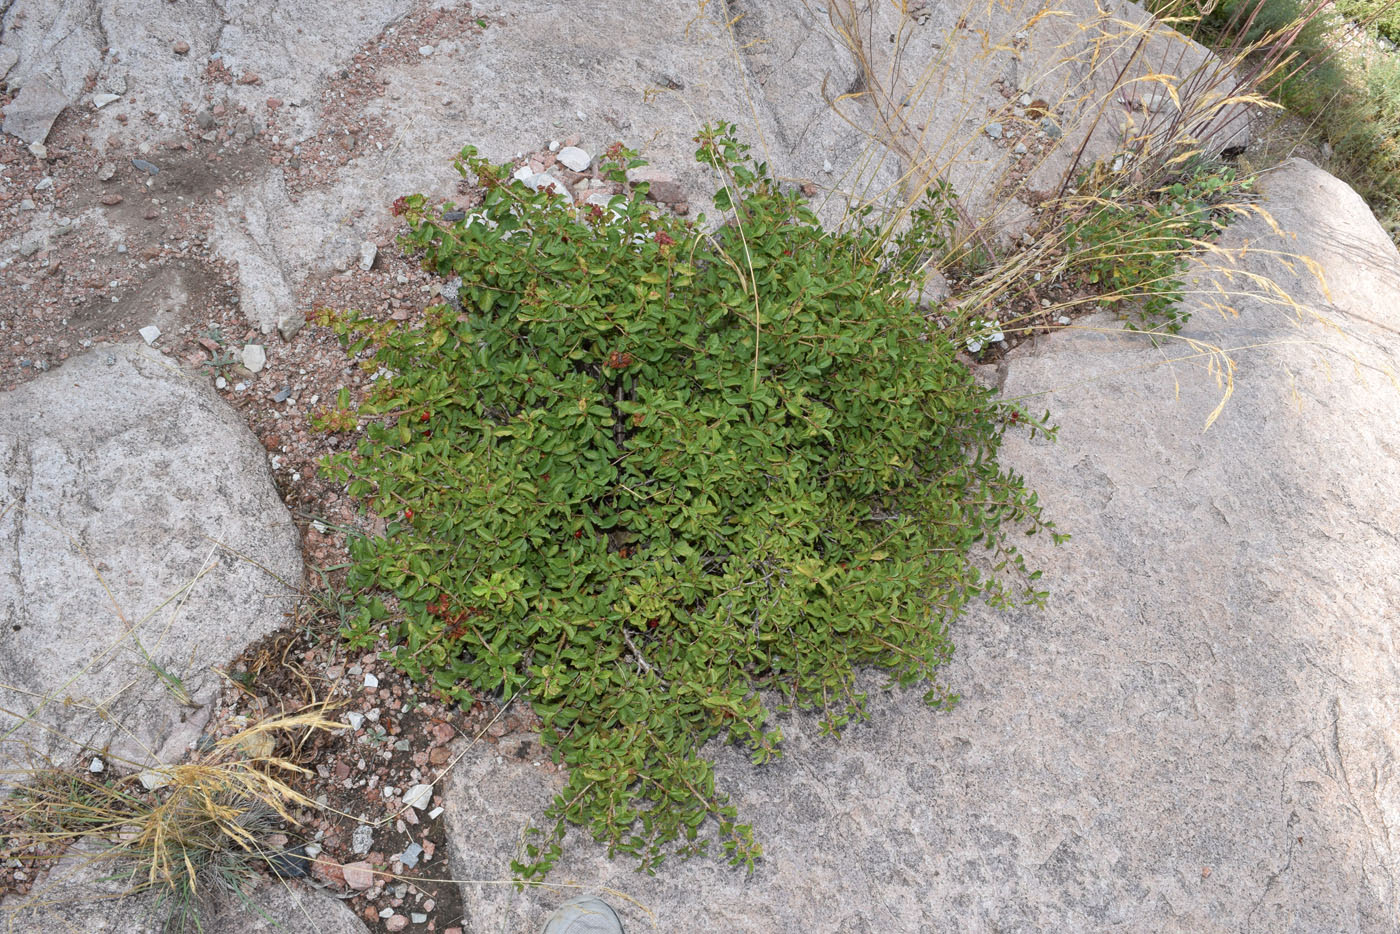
[321,125,1062,876]
[1335,0,1400,43]
[1329,52,1400,232]
[1152,0,1400,239]
[1062,158,1250,332]
[1164,0,1349,119]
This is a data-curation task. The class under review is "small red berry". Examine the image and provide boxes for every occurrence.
[404,509,414,520]
[420,411,430,422]
[574,529,583,538]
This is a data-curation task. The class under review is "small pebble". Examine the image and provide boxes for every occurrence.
[131,158,159,175]
[985,122,1003,140]
[267,844,310,879]
[89,758,105,773]
[364,672,379,689]
[138,769,171,791]
[524,173,573,203]
[351,823,374,855]
[418,45,434,56]
[343,860,375,890]
[273,387,291,402]
[139,325,161,345]
[556,146,591,172]
[19,199,34,211]
[97,162,117,181]
[215,376,227,390]
[402,783,433,810]
[398,842,423,868]
[173,40,190,54]
[241,343,266,373]
[92,93,121,109]
[277,313,306,343]
[234,382,247,392]
[411,914,428,924]
[442,209,466,222]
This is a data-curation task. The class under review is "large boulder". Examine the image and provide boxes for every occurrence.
[845,0,1250,235]
[3,0,1243,329]
[0,0,413,140]
[0,343,301,777]
[445,160,1400,931]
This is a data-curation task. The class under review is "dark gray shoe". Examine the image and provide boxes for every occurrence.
[541,895,625,934]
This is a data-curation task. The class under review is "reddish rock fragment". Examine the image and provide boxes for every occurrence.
[342,860,375,890]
